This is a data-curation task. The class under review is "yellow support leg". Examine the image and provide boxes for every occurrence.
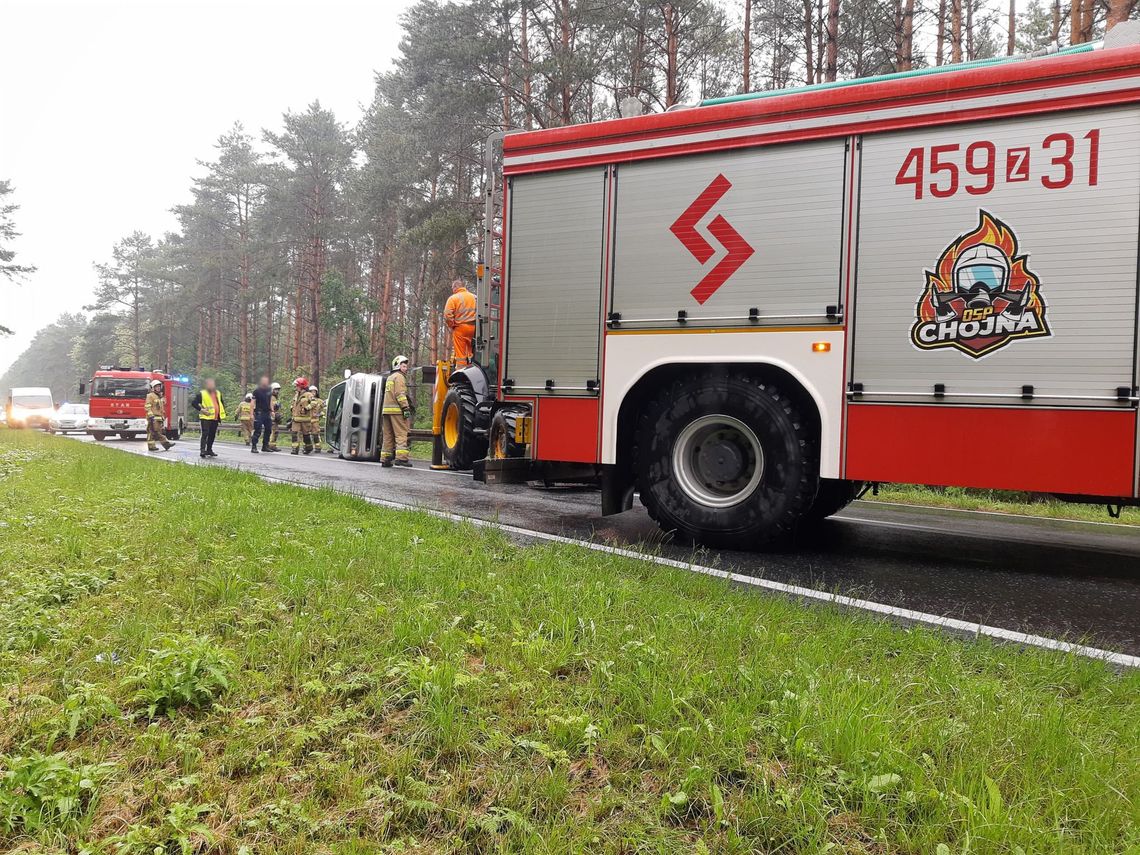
[430,359,452,470]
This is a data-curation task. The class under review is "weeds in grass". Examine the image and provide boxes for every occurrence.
[0,430,1137,853]
[123,635,234,718]
[88,800,215,855]
[0,750,111,835]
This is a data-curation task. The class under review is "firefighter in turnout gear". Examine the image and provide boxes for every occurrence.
[381,355,412,467]
[145,380,174,452]
[290,377,315,455]
[268,382,282,451]
[237,394,254,444]
[444,279,477,366]
[307,386,324,452]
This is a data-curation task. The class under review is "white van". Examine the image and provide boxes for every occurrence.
[6,387,55,429]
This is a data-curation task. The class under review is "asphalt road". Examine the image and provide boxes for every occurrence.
[74,434,1140,658]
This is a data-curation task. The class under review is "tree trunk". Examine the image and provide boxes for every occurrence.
[743,0,752,92]
[803,0,814,84]
[1051,0,1062,42]
[664,3,680,107]
[936,0,947,64]
[521,2,533,129]
[1071,0,1082,42]
[900,0,915,69]
[1079,0,1096,42]
[559,0,572,124]
[816,0,824,81]
[378,253,393,371]
[196,310,205,376]
[1007,0,1016,54]
[824,0,839,81]
[239,249,250,388]
[965,0,974,59]
[951,0,963,62]
[1107,0,1134,29]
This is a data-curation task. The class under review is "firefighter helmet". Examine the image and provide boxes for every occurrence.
[309,386,318,395]
[954,243,1011,309]
[244,393,253,401]
[293,377,308,389]
[392,355,409,370]
[270,382,281,391]
[150,379,163,389]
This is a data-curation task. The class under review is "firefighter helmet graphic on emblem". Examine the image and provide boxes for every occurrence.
[911,210,1050,358]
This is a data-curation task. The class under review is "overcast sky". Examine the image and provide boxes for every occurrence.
[0,0,412,376]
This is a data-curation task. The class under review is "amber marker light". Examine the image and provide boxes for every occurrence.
[812,341,831,353]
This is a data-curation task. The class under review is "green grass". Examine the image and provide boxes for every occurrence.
[0,431,1137,854]
[867,484,1140,525]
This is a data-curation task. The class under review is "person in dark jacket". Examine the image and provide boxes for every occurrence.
[191,378,226,458]
[250,376,274,454]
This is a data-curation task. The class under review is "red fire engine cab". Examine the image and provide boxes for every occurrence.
[441,36,1140,549]
[84,368,190,442]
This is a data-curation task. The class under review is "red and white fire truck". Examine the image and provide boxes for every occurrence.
[84,367,190,442]
[438,35,1140,548]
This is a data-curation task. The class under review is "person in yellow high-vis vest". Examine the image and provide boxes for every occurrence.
[380,355,412,468]
[191,378,226,459]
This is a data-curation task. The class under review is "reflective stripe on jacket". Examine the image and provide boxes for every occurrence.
[382,371,410,415]
[444,288,477,328]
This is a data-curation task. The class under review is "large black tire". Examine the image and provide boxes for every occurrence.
[441,384,487,470]
[634,374,819,550]
[92,432,108,441]
[489,408,527,460]
[804,478,863,522]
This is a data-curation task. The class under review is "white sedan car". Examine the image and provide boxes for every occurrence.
[48,403,90,435]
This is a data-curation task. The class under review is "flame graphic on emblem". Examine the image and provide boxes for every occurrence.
[918,210,1043,323]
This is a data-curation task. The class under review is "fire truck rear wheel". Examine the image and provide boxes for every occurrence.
[442,384,487,470]
[92,432,108,441]
[635,375,818,549]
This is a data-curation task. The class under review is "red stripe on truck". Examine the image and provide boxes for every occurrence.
[844,404,1137,497]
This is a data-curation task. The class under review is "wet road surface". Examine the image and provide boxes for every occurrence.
[74,434,1140,657]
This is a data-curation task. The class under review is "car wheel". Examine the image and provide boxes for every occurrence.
[635,373,818,549]
[93,432,108,441]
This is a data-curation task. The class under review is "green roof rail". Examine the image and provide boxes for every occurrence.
[698,42,1098,108]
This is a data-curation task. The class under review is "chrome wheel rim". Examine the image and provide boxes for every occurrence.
[672,414,764,508]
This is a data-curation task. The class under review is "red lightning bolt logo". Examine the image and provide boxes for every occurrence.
[669,174,755,305]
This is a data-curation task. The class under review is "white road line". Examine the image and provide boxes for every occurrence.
[85,439,1140,670]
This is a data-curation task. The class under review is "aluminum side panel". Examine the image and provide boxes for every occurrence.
[852,106,1140,404]
[610,140,847,326]
[504,168,606,393]
[600,330,846,478]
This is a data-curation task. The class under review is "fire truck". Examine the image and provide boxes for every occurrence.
[83,368,190,441]
[435,34,1140,548]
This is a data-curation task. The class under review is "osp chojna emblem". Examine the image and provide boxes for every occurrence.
[911,210,1050,358]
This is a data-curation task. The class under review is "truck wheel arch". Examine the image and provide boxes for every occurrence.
[603,361,826,518]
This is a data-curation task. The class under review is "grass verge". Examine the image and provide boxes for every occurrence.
[866,484,1140,525]
[0,430,1137,854]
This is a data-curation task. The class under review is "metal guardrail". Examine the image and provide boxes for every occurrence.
[184,421,433,442]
